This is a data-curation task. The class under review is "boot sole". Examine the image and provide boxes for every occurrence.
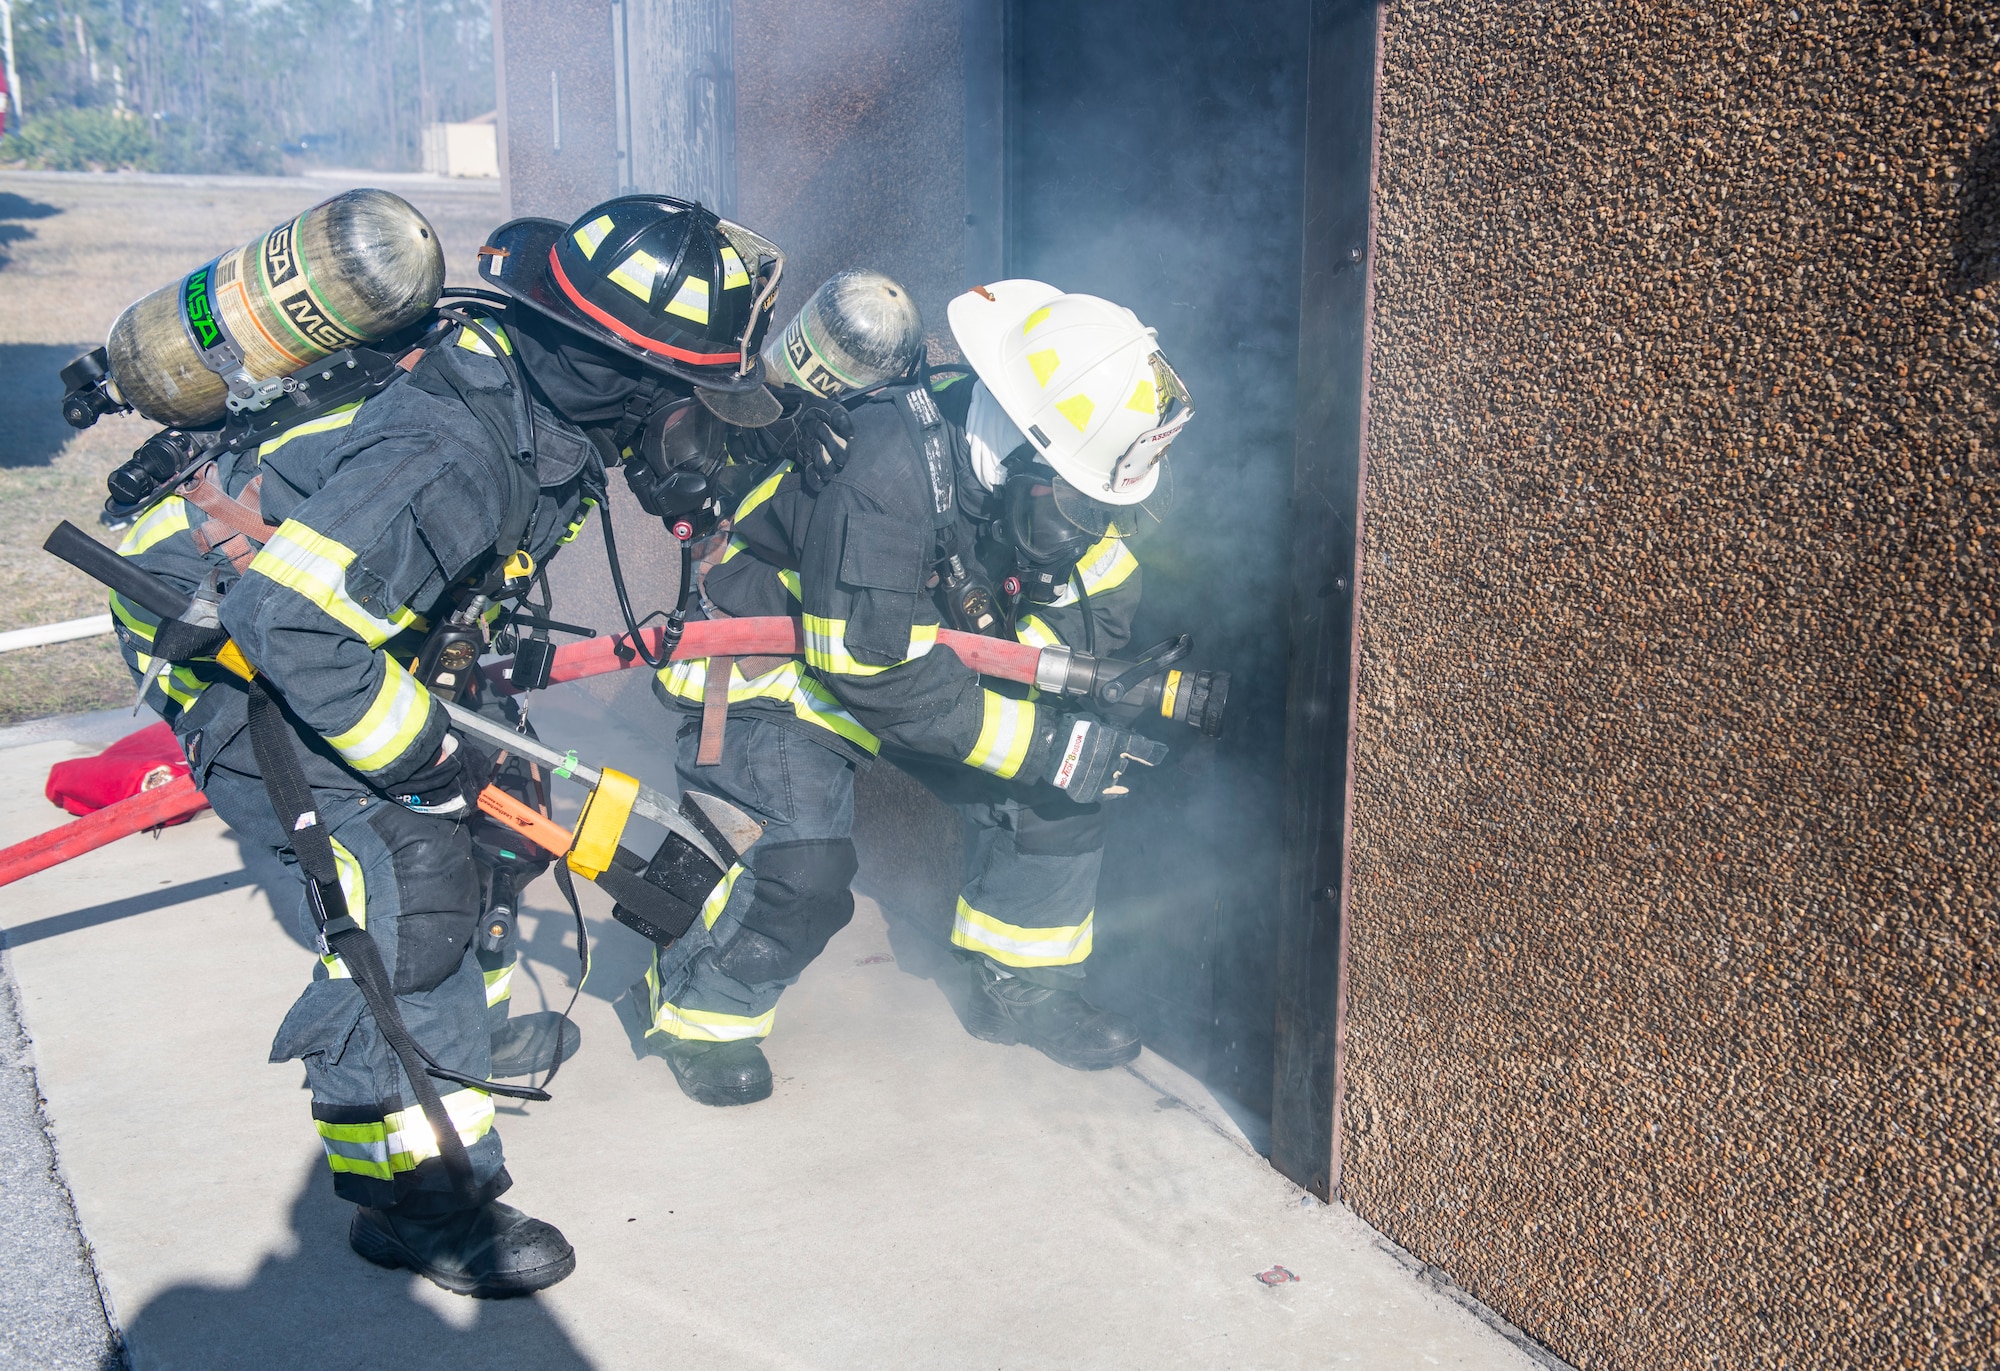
[350,1216,576,1298]
[1034,1037,1142,1071]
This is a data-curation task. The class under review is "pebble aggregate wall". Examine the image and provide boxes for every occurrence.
[1344,3,1996,1368]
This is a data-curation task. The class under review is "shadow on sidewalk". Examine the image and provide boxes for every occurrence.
[118,1156,598,1371]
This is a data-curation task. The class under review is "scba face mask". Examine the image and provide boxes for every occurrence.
[1000,463,1112,604]
[623,395,727,522]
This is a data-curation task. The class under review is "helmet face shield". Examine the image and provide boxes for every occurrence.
[1004,467,1101,569]
[714,217,785,380]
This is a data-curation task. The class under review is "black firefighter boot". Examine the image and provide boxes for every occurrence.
[661,1038,774,1107]
[627,974,774,1106]
[488,1012,583,1079]
[349,1200,576,1298]
[963,960,1141,1070]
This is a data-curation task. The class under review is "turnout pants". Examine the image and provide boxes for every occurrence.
[200,753,509,1216]
[644,713,1103,1046]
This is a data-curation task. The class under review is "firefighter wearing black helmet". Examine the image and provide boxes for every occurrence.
[108,194,787,1297]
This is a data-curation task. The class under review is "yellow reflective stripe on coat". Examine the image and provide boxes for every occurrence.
[483,960,515,1008]
[964,692,1036,779]
[140,658,202,708]
[644,965,774,1042]
[117,496,191,555]
[108,593,208,708]
[247,520,420,647]
[1015,615,1062,650]
[734,464,789,521]
[801,614,938,677]
[658,656,880,753]
[325,657,433,775]
[257,401,362,458]
[454,320,512,355]
[318,838,368,980]
[316,1086,495,1182]
[951,898,1094,968]
[1073,532,1138,596]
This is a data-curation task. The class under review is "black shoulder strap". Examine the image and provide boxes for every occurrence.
[892,384,960,535]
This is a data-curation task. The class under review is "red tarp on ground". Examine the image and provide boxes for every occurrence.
[45,721,194,821]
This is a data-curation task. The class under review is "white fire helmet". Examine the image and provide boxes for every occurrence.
[946,280,1193,506]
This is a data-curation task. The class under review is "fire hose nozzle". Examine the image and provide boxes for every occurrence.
[1032,644,1078,695]
[1031,642,1229,739]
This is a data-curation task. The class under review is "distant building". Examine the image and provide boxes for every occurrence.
[421,111,499,178]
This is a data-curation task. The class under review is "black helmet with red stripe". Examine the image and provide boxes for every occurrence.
[478,194,784,426]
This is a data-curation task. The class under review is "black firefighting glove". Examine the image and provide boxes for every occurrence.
[1029,712,1169,802]
[394,733,494,816]
[735,387,854,493]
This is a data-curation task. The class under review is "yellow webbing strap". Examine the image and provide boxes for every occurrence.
[216,639,256,681]
[565,768,639,879]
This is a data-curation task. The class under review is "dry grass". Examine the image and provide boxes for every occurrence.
[0,170,503,726]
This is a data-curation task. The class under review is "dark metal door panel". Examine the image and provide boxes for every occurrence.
[1004,0,1314,1127]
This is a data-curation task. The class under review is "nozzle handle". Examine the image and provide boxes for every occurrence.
[44,521,192,622]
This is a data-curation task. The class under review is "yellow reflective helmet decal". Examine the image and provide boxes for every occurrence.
[1055,393,1096,432]
[666,275,711,324]
[609,249,662,303]
[572,214,615,260]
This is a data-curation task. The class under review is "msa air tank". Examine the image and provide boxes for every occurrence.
[104,188,446,427]
[761,268,924,398]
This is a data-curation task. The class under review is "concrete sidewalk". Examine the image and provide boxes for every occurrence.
[0,699,1554,1371]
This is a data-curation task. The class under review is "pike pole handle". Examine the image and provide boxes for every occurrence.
[43,520,257,682]
[475,784,574,859]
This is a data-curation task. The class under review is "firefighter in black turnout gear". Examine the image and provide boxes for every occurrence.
[640,277,1193,1105]
[108,194,786,1295]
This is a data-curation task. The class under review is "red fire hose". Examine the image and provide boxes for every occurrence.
[0,619,1052,891]
[0,774,212,889]
[480,616,1045,694]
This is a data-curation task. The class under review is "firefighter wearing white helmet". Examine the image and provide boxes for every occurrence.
[635,274,1193,1108]
[947,279,1193,506]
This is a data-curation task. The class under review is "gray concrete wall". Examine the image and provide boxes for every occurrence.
[732,0,968,352]
[1345,3,1997,1366]
[495,0,619,221]
[494,0,972,657]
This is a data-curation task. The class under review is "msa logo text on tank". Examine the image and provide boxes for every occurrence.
[261,222,300,287]
[785,330,847,396]
[281,293,362,353]
[182,266,221,349]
